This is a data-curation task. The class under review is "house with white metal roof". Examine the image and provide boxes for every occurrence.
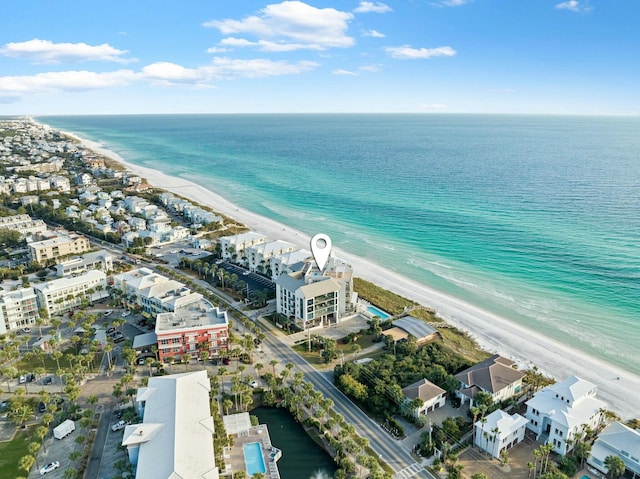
[588,421,640,478]
[525,375,606,455]
[122,370,218,479]
[474,409,529,458]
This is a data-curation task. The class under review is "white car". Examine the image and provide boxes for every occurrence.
[121,311,131,317]
[104,310,113,316]
[248,379,258,388]
[40,461,60,475]
[111,420,127,431]
[22,327,32,333]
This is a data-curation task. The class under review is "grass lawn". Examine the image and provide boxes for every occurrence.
[0,426,33,478]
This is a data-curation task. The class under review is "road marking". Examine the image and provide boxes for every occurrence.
[392,463,425,479]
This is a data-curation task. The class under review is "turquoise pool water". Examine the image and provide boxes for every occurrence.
[243,442,266,475]
[367,305,391,319]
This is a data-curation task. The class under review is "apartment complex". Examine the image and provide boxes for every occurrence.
[219,232,266,262]
[0,287,38,335]
[28,231,91,264]
[54,249,113,277]
[111,268,202,317]
[123,371,218,479]
[0,214,47,238]
[275,257,355,330]
[155,302,229,362]
[34,270,108,317]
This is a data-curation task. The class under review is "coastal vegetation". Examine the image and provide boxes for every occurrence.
[354,277,489,362]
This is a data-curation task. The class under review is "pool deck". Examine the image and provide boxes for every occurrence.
[227,425,281,479]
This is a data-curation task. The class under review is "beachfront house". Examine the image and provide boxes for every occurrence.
[269,248,312,281]
[386,316,440,346]
[474,409,529,458]
[455,354,525,408]
[401,378,446,418]
[525,375,606,455]
[587,421,640,478]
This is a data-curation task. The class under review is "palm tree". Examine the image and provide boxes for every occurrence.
[270,359,279,377]
[18,455,35,476]
[604,455,626,478]
[182,354,191,371]
[27,442,41,469]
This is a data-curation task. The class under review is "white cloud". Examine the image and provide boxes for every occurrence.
[363,30,385,38]
[384,45,456,60]
[141,62,210,86]
[207,57,318,79]
[203,1,354,51]
[206,46,230,53]
[0,39,134,64]
[359,64,380,72]
[0,70,136,94]
[555,1,593,13]
[219,37,314,52]
[332,69,357,75]
[353,2,392,13]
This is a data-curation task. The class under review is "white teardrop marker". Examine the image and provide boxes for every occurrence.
[310,233,332,272]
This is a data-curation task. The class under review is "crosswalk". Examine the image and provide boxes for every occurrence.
[392,462,426,479]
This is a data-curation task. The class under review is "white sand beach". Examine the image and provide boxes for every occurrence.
[80,135,640,421]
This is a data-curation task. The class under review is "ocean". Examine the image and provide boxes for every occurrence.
[37,114,640,375]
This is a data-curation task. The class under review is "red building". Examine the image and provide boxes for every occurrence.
[155,302,229,362]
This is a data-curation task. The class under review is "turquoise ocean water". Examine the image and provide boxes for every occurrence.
[37,114,640,374]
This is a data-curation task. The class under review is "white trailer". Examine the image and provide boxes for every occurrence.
[53,419,75,439]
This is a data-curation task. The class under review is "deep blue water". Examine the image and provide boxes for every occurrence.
[37,114,640,373]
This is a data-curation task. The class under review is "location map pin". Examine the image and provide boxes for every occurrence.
[310,233,332,272]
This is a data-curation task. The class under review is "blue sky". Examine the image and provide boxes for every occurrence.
[1,0,638,115]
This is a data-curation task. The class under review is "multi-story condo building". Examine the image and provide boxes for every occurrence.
[123,371,219,479]
[526,375,606,455]
[245,240,296,274]
[218,232,266,263]
[0,214,47,238]
[34,270,108,317]
[269,249,311,281]
[54,249,113,277]
[111,268,202,317]
[28,231,91,265]
[0,287,39,335]
[155,302,229,362]
[275,254,357,330]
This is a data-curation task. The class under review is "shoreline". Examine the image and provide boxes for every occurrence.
[62,129,639,421]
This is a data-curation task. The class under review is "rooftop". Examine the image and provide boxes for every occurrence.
[156,301,228,333]
[124,371,218,479]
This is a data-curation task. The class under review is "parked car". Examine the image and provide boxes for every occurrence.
[38,401,47,413]
[40,461,60,475]
[121,311,131,317]
[113,334,125,343]
[26,373,36,383]
[104,310,113,316]
[248,380,258,388]
[22,327,31,333]
[43,376,52,385]
[222,358,231,365]
[106,327,116,335]
[18,375,26,384]
[111,420,127,431]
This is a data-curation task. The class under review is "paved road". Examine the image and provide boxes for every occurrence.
[258,324,435,479]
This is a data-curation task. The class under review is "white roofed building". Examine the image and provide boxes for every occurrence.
[219,232,266,263]
[0,287,38,335]
[123,370,218,479]
[525,375,606,455]
[54,249,113,277]
[474,410,529,458]
[34,270,108,316]
[245,239,296,274]
[269,248,312,281]
[0,214,47,239]
[588,421,640,478]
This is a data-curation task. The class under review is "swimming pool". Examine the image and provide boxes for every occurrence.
[367,305,390,319]
[243,442,266,476]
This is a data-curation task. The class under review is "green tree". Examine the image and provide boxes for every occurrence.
[604,455,626,478]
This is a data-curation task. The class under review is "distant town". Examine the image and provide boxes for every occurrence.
[0,118,637,479]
